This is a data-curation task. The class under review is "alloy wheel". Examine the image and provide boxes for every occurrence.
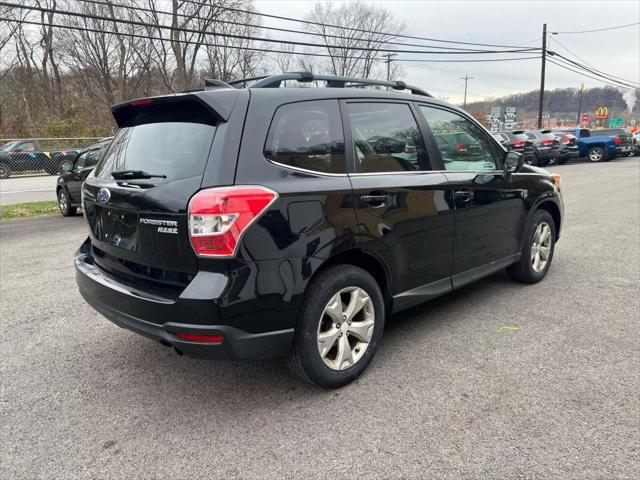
[58,190,67,212]
[589,149,603,162]
[531,222,552,273]
[317,287,375,371]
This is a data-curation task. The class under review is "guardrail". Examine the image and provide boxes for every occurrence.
[0,138,103,181]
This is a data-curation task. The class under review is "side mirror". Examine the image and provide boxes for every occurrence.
[504,151,523,173]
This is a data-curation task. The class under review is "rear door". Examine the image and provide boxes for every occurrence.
[342,100,454,308]
[82,95,233,283]
[417,105,526,286]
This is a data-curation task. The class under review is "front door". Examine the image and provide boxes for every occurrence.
[342,100,455,309]
[417,105,526,287]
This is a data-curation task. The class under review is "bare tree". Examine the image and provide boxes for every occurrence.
[306,2,403,79]
[203,2,264,82]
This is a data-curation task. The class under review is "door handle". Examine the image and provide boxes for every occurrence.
[360,194,391,208]
[454,190,474,202]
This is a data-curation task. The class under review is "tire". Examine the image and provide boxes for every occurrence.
[57,188,77,217]
[557,157,569,165]
[588,147,605,162]
[287,265,385,389]
[0,163,10,179]
[507,209,556,284]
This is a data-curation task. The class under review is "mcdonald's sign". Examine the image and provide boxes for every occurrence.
[595,106,609,119]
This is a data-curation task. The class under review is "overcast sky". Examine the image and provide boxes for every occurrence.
[255,0,640,109]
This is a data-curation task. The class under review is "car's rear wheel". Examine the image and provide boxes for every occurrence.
[507,209,556,283]
[57,188,77,217]
[287,264,385,388]
[588,147,605,162]
[0,163,10,179]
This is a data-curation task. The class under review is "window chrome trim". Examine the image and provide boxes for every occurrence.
[266,158,349,177]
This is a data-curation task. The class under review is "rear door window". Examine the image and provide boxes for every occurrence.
[345,102,430,173]
[264,100,346,174]
[94,122,216,182]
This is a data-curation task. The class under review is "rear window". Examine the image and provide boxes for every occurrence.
[94,122,216,182]
[264,100,346,174]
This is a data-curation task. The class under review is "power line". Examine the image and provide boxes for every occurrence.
[0,17,378,60]
[180,0,547,49]
[551,22,640,34]
[549,37,639,85]
[551,53,639,89]
[395,56,541,63]
[75,0,520,53]
[1,2,541,55]
[547,58,637,91]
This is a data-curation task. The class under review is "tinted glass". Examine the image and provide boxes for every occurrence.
[420,106,499,171]
[85,149,99,167]
[94,122,216,182]
[264,100,345,174]
[75,151,89,169]
[346,102,429,172]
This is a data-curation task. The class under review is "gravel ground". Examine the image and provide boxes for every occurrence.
[1,159,639,479]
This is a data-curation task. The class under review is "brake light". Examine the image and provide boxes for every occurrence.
[188,186,278,257]
[455,143,469,152]
[614,136,621,145]
[512,140,525,148]
[176,332,223,344]
[131,98,153,106]
[541,139,555,146]
[404,145,416,154]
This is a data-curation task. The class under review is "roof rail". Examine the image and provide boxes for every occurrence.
[227,72,432,97]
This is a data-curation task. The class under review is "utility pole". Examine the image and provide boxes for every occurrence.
[460,75,473,110]
[537,23,547,129]
[576,83,584,126]
[383,53,397,81]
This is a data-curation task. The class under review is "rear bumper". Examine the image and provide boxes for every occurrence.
[75,242,294,360]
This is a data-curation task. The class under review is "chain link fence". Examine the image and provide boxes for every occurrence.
[0,138,103,179]
[0,138,103,204]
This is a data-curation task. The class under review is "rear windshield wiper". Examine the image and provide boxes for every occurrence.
[111,169,167,180]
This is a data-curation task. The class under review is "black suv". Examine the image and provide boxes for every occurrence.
[57,137,113,216]
[75,73,564,388]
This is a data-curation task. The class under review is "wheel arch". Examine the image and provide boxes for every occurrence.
[537,200,561,239]
[310,249,393,313]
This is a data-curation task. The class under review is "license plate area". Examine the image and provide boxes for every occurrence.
[94,206,138,251]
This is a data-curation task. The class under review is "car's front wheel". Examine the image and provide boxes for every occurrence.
[588,147,605,162]
[57,188,77,217]
[287,265,385,388]
[507,209,556,283]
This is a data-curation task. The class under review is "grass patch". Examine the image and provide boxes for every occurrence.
[0,201,59,221]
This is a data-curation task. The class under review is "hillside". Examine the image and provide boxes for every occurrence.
[466,86,639,122]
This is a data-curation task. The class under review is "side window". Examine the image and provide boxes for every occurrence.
[75,152,89,170]
[264,100,346,174]
[85,149,99,168]
[419,106,500,171]
[346,102,430,173]
[19,142,36,152]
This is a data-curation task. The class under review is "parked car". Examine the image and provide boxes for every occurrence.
[551,131,578,164]
[493,130,537,165]
[561,128,632,162]
[0,139,80,178]
[56,137,113,216]
[75,72,563,388]
[524,130,562,166]
[632,131,640,156]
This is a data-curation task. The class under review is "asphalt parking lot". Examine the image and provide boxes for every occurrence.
[1,159,638,479]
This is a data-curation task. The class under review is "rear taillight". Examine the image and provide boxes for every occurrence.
[455,143,469,152]
[188,185,278,257]
[614,136,621,145]
[404,145,416,154]
[512,140,525,148]
[541,139,555,146]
